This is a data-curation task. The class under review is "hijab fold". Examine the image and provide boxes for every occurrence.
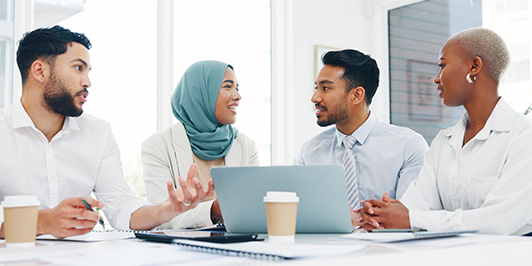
[171,61,238,161]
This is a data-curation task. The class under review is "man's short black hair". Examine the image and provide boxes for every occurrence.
[16,25,91,84]
[322,49,379,105]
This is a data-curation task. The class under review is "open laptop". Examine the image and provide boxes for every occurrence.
[210,165,352,234]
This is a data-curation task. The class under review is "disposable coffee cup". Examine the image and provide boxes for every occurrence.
[263,191,299,244]
[2,196,40,247]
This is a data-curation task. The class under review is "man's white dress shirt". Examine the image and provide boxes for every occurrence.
[294,112,429,201]
[401,98,532,235]
[0,101,149,230]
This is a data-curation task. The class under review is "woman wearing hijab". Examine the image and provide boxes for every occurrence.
[142,61,259,229]
[358,27,532,235]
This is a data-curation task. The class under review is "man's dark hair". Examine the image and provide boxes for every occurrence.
[322,49,379,105]
[16,25,92,84]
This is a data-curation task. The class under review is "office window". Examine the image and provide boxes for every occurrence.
[389,0,532,144]
[487,0,532,114]
[0,39,9,108]
[0,0,7,21]
[61,0,158,198]
[57,0,272,199]
[0,0,13,108]
[173,0,271,166]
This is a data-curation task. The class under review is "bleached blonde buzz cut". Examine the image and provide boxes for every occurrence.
[448,27,510,83]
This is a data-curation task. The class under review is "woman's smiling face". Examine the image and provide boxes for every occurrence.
[215,67,241,125]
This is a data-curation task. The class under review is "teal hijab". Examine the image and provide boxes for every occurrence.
[171,60,238,161]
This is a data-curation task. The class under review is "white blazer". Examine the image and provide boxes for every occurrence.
[141,122,259,229]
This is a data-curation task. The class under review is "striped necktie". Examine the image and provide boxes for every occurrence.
[342,135,359,209]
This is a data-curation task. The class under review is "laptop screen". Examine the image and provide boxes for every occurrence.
[211,165,352,233]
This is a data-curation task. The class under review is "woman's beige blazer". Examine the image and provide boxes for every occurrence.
[141,122,259,229]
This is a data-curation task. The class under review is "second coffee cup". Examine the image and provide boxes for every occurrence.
[263,191,299,244]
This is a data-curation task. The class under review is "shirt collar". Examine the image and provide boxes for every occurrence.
[335,111,376,148]
[444,97,514,140]
[12,100,80,133]
[484,97,514,132]
[12,101,35,129]
[63,116,80,133]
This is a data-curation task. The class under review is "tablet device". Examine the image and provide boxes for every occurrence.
[210,165,353,234]
[135,231,262,244]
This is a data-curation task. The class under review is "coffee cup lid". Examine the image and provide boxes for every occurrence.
[1,196,41,208]
[263,191,299,203]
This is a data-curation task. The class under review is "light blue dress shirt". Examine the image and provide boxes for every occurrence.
[294,112,429,202]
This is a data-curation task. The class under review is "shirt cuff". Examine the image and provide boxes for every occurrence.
[409,209,466,231]
[114,198,151,230]
[159,200,215,229]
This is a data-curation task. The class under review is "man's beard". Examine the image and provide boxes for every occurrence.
[316,102,349,127]
[43,72,85,117]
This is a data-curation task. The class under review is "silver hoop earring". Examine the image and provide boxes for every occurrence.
[466,73,476,84]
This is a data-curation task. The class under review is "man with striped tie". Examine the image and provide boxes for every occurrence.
[294,49,428,226]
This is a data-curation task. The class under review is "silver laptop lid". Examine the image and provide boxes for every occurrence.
[211,165,352,233]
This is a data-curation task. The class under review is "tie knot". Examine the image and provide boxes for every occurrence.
[343,135,356,149]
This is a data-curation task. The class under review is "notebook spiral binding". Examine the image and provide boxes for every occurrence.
[174,241,285,261]
[92,229,152,234]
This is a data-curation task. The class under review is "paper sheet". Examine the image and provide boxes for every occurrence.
[0,241,241,266]
[36,230,135,242]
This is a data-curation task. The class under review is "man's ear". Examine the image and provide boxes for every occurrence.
[30,60,49,85]
[349,86,366,105]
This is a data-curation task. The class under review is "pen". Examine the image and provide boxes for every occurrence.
[81,198,105,230]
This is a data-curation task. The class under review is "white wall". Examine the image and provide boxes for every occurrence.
[272,0,421,165]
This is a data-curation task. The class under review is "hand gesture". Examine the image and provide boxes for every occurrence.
[158,163,215,223]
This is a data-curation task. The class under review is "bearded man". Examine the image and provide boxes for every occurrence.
[0,26,213,239]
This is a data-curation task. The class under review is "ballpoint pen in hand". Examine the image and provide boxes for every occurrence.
[81,198,106,230]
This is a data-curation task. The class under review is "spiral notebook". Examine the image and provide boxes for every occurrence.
[168,239,364,261]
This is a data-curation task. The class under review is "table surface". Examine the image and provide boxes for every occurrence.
[1,232,531,266]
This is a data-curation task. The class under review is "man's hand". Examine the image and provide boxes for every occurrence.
[358,193,411,231]
[350,207,362,227]
[156,163,215,224]
[37,197,103,238]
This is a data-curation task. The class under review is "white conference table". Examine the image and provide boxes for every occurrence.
[1,232,531,266]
